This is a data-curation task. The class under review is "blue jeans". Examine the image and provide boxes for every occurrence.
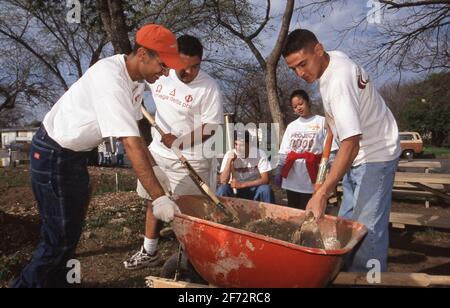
[12,127,90,288]
[216,184,275,203]
[338,158,399,272]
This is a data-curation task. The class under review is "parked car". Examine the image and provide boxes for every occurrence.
[399,132,423,159]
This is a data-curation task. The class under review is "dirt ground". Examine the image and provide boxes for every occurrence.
[1,164,449,288]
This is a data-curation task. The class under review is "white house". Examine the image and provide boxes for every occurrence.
[0,127,38,149]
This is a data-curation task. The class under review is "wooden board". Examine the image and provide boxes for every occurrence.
[389,212,450,229]
[332,272,450,287]
[146,273,450,288]
[398,161,442,169]
[395,172,450,185]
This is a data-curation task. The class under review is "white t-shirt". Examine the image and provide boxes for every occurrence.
[148,69,224,160]
[279,115,327,193]
[43,55,144,151]
[319,51,400,166]
[220,148,272,183]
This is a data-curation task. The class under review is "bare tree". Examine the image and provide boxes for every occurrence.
[211,0,295,135]
[96,0,132,54]
[297,0,449,76]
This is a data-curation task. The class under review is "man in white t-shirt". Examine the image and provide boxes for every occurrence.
[124,35,224,270]
[217,131,274,203]
[11,24,184,288]
[283,29,400,272]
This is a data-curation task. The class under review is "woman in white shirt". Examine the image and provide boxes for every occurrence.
[275,90,326,210]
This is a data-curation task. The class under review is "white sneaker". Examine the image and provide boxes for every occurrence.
[123,246,160,270]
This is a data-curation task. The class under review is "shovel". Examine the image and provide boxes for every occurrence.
[140,106,239,223]
[291,129,334,248]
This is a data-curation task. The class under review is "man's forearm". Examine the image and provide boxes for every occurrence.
[219,160,233,184]
[318,135,360,196]
[239,172,270,189]
[178,124,217,149]
[121,136,164,199]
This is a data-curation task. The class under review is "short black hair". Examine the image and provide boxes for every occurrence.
[234,130,251,145]
[282,29,319,58]
[290,90,311,106]
[177,35,203,59]
[132,43,157,57]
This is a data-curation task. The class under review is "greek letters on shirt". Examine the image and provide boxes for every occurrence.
[153,84,195,109]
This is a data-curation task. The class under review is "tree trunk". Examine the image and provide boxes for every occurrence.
[96,0,132,54]
[264,0,294,137]
[265,68,285,136]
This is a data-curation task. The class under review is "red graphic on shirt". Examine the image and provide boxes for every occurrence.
[185,95,193,103]
[134,94,141,103]
[156,84,163,93]
[289,132,316,153]
[33,152,40,160]
[169,89,176,96]
[356,66,369,89]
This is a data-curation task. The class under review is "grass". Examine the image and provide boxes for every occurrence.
[423,146,450,159]
[0,166,30,189]
[91,172,137,196]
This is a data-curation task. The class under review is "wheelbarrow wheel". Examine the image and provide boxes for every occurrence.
[160,252,207,284]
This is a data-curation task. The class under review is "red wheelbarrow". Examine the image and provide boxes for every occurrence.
[172,195,367,288]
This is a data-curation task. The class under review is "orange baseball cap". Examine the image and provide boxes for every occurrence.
[136,24,186,70]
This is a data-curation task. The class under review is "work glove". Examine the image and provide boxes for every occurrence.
[152,165,172,195]
[152,195,181,223]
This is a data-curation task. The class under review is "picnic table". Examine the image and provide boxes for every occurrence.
[394,172,450,203]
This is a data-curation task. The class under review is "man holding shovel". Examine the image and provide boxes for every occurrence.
[283,29,400,272]
[11,24,184,288]
[124,35,224,270]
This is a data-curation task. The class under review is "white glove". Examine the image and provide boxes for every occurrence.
[152,165,172,195]
[152,195,180,222]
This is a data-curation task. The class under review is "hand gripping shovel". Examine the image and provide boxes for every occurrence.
[291,130,334,248]
[140,106,239,223]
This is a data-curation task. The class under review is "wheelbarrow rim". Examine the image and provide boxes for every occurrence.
[173,212,368,256]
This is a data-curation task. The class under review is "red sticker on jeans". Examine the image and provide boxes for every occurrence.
[33,152,40,160]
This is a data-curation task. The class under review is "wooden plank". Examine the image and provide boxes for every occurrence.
[146,276,212,288]
[389,212,450,229]
[146,273,450,288]
[398,161,442,169]
[409,183,450,202]
[395,172,450,185]
[393,182,445,190]
[333,272,450,287]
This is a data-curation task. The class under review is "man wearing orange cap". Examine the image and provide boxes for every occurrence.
[11,24,185,288]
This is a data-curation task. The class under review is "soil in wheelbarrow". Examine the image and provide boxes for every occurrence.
[223,217,342,250]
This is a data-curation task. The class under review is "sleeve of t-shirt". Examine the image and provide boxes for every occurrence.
[93,90,141,138]
[278,124,292,155]
[219,151,232,173]
[328,70,362,141]
[258,150,273,173]
[201,81,224,125]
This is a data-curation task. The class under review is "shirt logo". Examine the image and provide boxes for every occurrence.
[185,95,193,103]
[33,152,40,160]
[357,66,369,89]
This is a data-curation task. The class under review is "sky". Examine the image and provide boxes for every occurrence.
[10,0,429,124]
[252,0,421,85]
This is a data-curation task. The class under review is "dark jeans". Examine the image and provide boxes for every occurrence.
[286,190,312,210]
[11,127,90,288]
[216,184,275,203]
